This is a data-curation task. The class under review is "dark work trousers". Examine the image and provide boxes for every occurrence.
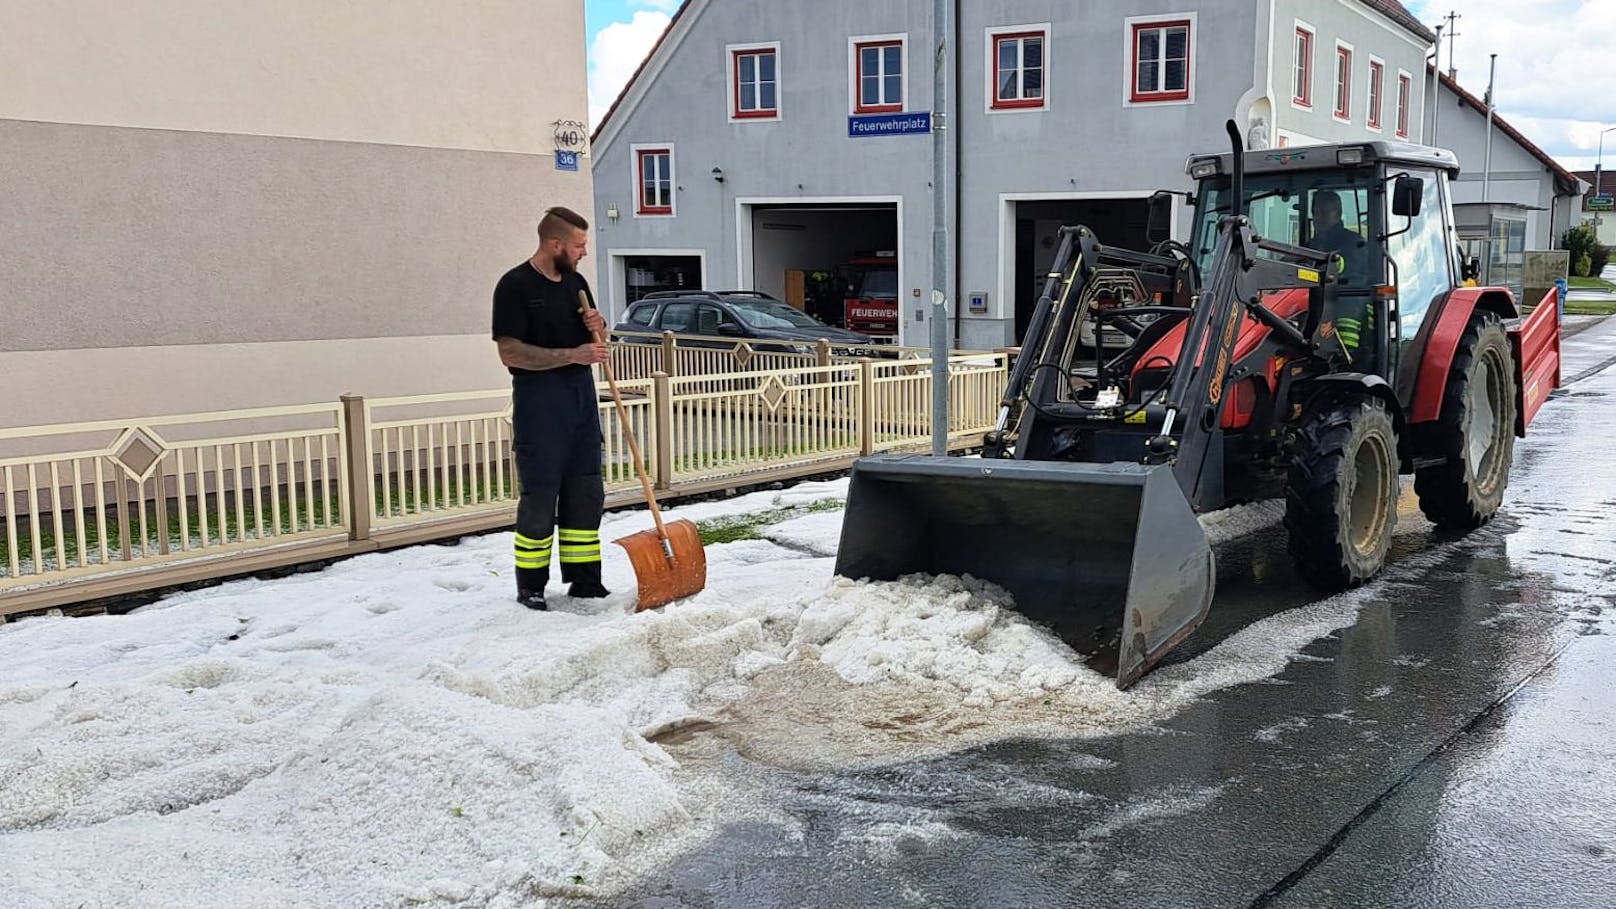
[511,369,604,592]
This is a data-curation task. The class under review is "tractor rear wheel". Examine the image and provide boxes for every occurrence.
[1286,396,1400,590]
[1414,312,1517,529]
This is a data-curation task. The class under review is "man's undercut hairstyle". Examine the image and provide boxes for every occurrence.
[538,206,590,241]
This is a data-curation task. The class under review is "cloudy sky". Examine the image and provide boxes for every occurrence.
[584,0,680,127]
[585,0,1608,171]
[1407,0,1615,171]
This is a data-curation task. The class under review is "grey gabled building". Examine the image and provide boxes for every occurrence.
[590,0,1433,349]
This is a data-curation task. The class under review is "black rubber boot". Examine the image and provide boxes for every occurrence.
[567,580,611,599]
[517,589,549,611]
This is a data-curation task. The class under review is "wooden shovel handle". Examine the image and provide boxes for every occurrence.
[580,291,672,543]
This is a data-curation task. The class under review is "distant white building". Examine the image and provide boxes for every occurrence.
[1428,71,1585,255]
[1570,170,1616,247]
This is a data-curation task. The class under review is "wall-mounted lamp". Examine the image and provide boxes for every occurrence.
[711,167,725,183]
[605,204,619,222]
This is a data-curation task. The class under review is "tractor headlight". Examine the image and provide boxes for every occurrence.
[1337,146,1367,166]
[1190,160,1220,179]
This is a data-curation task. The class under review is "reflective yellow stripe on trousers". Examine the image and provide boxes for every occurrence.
[558,528,601,564]
[514,532,552,569]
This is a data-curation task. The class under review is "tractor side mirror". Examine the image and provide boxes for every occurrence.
[1461,255,1481,282]
[1146,191,1175,244]
[1393,175,1425,217]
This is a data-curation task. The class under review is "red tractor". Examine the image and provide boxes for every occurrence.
[836,123,1562,688]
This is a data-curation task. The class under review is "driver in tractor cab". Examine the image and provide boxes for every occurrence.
[1305,190,1365,278]
[1305,190,1372,357]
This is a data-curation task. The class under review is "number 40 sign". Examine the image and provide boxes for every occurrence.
[553,119,587,172]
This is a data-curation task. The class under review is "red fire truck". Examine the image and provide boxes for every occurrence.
[841,252,899,341]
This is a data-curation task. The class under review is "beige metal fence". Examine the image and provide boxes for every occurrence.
[0,404,348,591]
[353,381,656,535]
[870,357,1007,451]
[1,350,1006,617]
[662,363,864,483]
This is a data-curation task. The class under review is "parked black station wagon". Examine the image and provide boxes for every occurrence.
[613,290,876,353]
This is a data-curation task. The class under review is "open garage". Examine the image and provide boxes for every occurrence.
[1010,197,1150,343]
[605,250,706,322]
[741,201,899,339]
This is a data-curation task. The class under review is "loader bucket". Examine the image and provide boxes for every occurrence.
[834,455,1215,689]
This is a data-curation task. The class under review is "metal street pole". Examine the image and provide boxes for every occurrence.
[929,0,951,456]
[1428,24,1442,145]
[1481,54,1496,202]
[1596,126,1616,229]
[1444,10,1461,79]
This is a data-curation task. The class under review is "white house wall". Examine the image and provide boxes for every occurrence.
[1431,81,1575,250]
[954,0,1262,349]
[1269,0,1429,147]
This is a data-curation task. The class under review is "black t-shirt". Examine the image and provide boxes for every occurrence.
[491,261,596,376]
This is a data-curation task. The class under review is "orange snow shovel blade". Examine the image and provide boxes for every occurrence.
[577,288,708,612]
[614,519,707,612]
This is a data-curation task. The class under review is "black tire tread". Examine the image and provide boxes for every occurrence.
[1285,397,1398,591]
[1413,312,1516,529]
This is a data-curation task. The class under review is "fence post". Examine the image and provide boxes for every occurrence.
[816,338,832,367]
[858,358,876,456]
[661,331,678,377]
[340,394,372,543]
[652,372,674,489]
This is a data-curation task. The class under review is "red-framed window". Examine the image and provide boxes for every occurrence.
[992,30,1046,110]
[635,147,673,216]
[1334,43,1353,120]
[732,47,778,119]
[1367,59,1385,129]
[1293,27,1314,106]
[854,40,904,113]
[1129,19,1191,103]
[1396,73,1411,138]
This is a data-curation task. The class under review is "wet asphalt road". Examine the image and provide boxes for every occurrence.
[608,318,1616,909]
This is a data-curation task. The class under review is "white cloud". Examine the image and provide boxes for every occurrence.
[588,10,673,129]
[1420,0,1616,168]
[631,0,682,11]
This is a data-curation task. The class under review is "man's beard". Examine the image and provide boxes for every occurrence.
[555,251,578,274]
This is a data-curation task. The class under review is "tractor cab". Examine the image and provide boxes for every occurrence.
[1182,142,1463,402]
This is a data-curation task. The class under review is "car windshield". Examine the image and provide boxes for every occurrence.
[856,268,899,298]
[730,300,826,330]
[1192,170,1380,285]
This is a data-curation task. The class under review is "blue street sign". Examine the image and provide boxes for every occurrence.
[555,150,580,171]
[847,112,931,138]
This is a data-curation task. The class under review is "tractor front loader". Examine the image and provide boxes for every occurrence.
[836,122,1561,689]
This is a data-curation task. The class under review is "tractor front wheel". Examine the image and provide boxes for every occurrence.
[1414,312,1517,529]
[1286,396,1400,590]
